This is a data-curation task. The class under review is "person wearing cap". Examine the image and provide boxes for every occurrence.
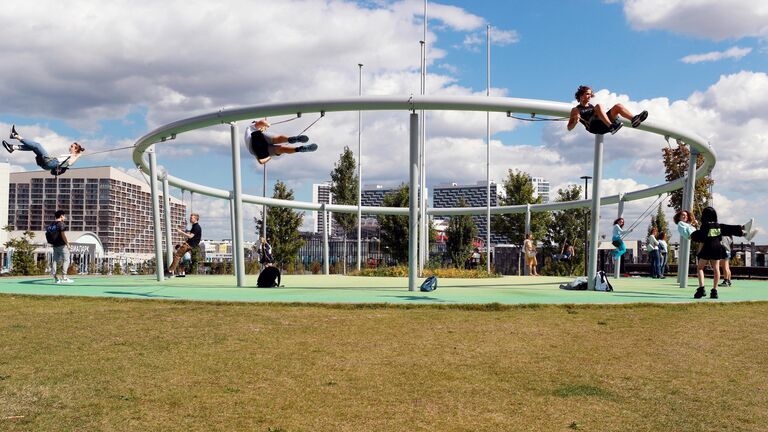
[3,125,85,175]
[244,119,318,165]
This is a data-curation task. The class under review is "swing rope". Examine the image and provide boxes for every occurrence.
[297,111,325,135]
[506,112,569,122]
[624,194,668,234]
[268,113,302,126]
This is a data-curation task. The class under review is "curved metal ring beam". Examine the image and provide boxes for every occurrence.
[133,95,715,216]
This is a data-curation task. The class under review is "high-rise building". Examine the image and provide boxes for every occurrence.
[432,181,509,245]
[7,166,186,255]
[312,182,333,236]
[530,176,550,203]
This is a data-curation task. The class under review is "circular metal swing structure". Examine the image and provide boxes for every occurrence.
[133,95,716,291]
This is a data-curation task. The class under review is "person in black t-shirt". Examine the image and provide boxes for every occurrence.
[166,213,202,277]
[244,119,318,165]
[567,85,648,135]
[49,210,74,284]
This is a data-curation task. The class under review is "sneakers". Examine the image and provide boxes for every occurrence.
[288,135,309,144]
[2,140,13,153]
[164,271,174,278]
[745,229,758,242]
[719,279,731,287]
[743,218,754,235]
[55,278,62,284]
[9,125,19,139]
[694,286,706,299]
[297,143,318,153]
[631,110,648,128]
[609,121,623,135]
[710,288,719,299]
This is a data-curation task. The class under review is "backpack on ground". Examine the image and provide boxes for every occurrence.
[594,270,614,292]
[45,222,60,244]
[559,277,588,291]
[257,266,281,288]
[420,276,438,292]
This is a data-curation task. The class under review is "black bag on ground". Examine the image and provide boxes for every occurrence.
[257,266,281,288]
[559,277,588,290]
[420,276,437,292]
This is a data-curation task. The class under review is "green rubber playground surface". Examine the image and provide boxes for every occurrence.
[1,274,766,304]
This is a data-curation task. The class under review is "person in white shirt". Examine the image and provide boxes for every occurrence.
[657,231,668,278]
[244,119,317,165]
[646,227,661,279]
[4,125,84,175]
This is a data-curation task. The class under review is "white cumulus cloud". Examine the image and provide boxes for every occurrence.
[681,46,752,64]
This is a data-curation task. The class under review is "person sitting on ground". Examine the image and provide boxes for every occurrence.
[3,125,85,175]
[244,119,318,165]
[567,85,648,135]
[166,213,202,277]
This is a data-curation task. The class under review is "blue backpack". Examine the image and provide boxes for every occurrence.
[420,276,438,292]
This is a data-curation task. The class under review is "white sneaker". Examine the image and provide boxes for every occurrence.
[743,218,754,235]
[55,279,62,284]
[745,229,757,242]
[62,278,74,283]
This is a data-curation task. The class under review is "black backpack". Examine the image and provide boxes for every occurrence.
[257,266,281,288]
[420,276,438,292]
[45,222,60,244]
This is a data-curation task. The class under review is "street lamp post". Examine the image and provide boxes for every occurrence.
[580,175,592,277]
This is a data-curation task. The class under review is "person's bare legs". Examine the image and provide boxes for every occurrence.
[697,260,706,287]
[607,103,634,122]
[711,260,720,290]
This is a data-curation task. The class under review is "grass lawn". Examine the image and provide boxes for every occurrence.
[1,294,767,431]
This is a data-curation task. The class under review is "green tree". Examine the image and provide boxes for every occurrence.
[492,170,551,245]
[445,198,478,268]
[3,227,38,275]
[649,204,671,242]
[329,146,359,274]
[542,185,587,276]
[255,181,305,270]
[662,143,713,217]
[377,185,409,265]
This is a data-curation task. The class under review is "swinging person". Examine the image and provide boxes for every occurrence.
[3,125,85,175]
[567,85,648,135]
[244,119,318,165]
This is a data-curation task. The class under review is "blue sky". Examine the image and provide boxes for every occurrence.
[1,0,766,242]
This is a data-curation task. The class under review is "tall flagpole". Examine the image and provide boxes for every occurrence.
[419,0,428,274]
[486,24,491,273]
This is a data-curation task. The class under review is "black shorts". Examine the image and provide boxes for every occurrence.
[250,131,271,159]
[585,109,613,135]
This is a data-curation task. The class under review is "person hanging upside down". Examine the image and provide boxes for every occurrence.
[567,85,648,135]
[244,119,318,165]
[3,125,85,175]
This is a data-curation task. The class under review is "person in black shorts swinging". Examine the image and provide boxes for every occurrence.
[244,119,318,165]
[567,85,648,135]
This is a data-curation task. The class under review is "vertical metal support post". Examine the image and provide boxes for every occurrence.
[229,195,238,276]
[587,134,604,290]
[524,204,531,276]
[162,175,173,266]
[485,24,492,274]
[678,150,698,288]
[322,204,330,275]
[615,193,625,279]
[262,164,268,239]
[229,123,246,287]
[357,63,363,272]
[148,147,164,281]
[409,112,419,291]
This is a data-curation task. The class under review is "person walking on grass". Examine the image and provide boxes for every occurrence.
[47,210,74,284]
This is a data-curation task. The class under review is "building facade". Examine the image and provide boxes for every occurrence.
[312,182,334,236]
[530,176,550,203]
[7,166,186,255]
[432,181,509,245]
